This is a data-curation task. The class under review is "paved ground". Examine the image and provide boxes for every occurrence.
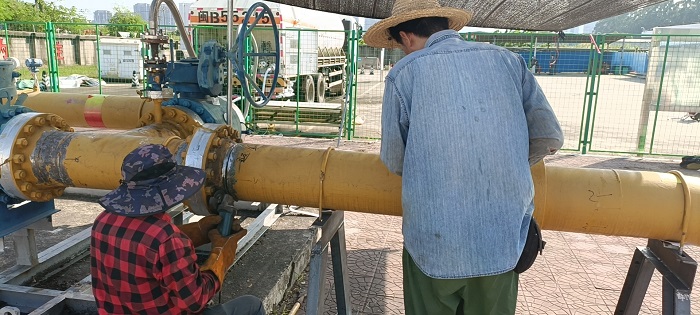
[302,212,700,315]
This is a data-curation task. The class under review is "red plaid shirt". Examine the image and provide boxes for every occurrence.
[91,211,220,314]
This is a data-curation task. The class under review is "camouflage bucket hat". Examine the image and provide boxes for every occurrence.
[99,144,205,217]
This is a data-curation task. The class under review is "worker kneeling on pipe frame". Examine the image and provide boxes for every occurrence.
[90,144,265,315]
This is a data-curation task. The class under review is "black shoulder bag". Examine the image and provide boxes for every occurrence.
[514,217,546,274]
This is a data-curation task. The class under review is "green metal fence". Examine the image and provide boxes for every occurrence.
[353,31,700,157]
[1,22,147,96]
[3,20,700,156]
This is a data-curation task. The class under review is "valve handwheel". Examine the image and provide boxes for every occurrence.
[235,2,280,108]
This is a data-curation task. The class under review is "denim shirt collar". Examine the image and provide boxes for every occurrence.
[425,29,463,48]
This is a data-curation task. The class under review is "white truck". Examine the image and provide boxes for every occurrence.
[188,0,351,102]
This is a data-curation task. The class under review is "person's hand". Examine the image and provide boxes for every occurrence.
[178,215,221,248]
[200,227,248,283]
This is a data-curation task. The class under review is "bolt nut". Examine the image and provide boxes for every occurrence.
[30,192,43,199]
[34,117,46,126]
[14,170,26,180]
[166,110,176,118]
[12,154,25,164]
[15,138,28,147]
[146,113,154,121]
[207,152,217,160]
[177,116,187,123]
[20,183,33,192]
[215,138,224,146]
[53,188,65,196]
[23,125,34,134]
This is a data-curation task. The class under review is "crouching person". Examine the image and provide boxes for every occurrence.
[90,144,265,315]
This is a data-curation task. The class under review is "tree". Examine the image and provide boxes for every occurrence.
[0,0,89,32]
[107,6,147,37]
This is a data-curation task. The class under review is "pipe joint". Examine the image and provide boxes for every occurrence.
[184,123,240,215]
[0,113,72,201]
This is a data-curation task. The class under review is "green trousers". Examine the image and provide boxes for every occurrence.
[403,249,519,315]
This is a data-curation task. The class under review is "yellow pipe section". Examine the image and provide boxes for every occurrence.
[232,144,402,216]
[20,92,153,129]
[231,144,700,246]
[60,133,184,189]
[30,131,184,191]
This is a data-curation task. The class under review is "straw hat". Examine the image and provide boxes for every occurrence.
[363,0,472,49]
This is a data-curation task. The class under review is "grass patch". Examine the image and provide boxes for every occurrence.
[14,64,99,79]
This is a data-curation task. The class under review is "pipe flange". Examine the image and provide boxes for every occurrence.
[139,106,203,138]
[0,113,72,201]
[185,123,236,215]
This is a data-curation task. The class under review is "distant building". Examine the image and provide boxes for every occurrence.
[565,21,598,34]
[157,5,177,26]
[93,10,113,24]
[133,2,177,26]
[179,3,193,26]
[134,3,151,22]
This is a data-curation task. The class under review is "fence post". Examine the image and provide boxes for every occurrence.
[141,24,146,89]
[95,25,103,95]
[586,35,607,152]
[46,22,60,92]
[580,34,603,154]
[646,35,671,155]
[295,29,301,133]
[2,23,9,58]
[347,28,359,140]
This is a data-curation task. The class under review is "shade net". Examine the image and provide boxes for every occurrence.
[266,0,667,31]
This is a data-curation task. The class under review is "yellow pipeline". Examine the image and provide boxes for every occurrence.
[231,144,700,246]
[20,92,154,129]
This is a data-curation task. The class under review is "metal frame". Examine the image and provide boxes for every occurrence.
[0,201,281,312]
[306,210,352,315]
[616,239,697,314]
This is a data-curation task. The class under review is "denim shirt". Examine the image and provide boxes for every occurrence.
[380,30,563,279]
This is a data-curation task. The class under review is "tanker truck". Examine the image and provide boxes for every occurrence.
[188,0,351,103]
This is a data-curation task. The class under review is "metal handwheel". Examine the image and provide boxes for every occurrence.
[235,2,280,108]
